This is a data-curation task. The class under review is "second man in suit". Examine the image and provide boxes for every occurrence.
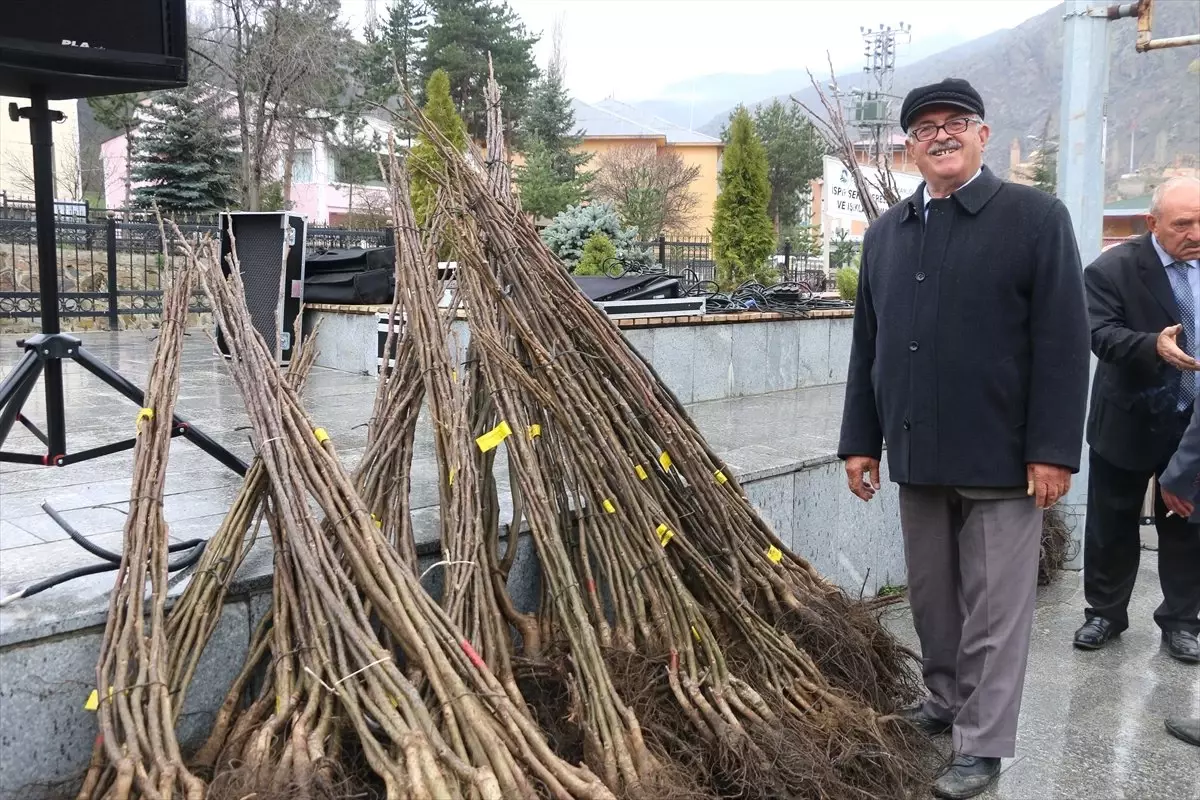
[1074,176,1200,663]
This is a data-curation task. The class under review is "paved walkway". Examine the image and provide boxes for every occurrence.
[1,331,1197,798]
[885,561,1200,800]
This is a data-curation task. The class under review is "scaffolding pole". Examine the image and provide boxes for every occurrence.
[1057,0,1113,567]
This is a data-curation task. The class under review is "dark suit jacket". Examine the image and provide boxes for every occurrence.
[1084,234,1192,472]
[837,165,1091,487]
[1160,397,1200,522]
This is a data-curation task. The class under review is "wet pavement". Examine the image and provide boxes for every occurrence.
[883,540,1200,799]
[1,330,1198,799]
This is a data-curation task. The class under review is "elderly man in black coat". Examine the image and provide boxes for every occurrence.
[838,78,1091,799]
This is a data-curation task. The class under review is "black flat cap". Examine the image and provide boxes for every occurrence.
[899,78,985,132]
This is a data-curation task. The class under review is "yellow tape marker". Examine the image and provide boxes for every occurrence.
[371,513,382,528]
[656,523,675,547]
[635,464,648,480]
[476,420,512,452]
[448,468,456,486]
[135,407,154,433]
[84,686,114,711]
[659,451,673,471]
[603,499,616,514]
[714,470,728,485]
[691,625,702,642]
[451,369,458,382]
[275,695,282,716]
[528,424,542,439]
[314,427,330,444]
[767,545,783,564]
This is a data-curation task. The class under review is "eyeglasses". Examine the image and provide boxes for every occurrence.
[908,117,982,143]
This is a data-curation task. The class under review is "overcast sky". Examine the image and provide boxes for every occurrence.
[344,0,1060,102]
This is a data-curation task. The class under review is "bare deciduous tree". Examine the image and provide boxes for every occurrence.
[4,131,85,201]
[189,0,350,210]
[591,146,701,238]
[791,52,902,223]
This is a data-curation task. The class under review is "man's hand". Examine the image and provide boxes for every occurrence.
[845,456,881,501]
[1161,486,1195,519]
[1026,463,1071,509]
[1157,324,1200,372]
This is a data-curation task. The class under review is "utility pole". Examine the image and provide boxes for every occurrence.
[1056,0,1196,566]
[852,23,911,161]
[1057,0,1112,566]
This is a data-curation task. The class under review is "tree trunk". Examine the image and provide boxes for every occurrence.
[281,127,297,208]
[236,91,254,210]
[123,123,135,219]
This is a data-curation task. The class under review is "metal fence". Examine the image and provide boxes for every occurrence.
[0,203,833,330]
[0,207,390,329]
[636,235,830,290]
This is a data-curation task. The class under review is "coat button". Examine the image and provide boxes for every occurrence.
[903,419,911,430]
[915,272,926,281]
[909,341,919,351]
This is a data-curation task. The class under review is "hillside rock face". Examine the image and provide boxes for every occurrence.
[704,2,1200,181]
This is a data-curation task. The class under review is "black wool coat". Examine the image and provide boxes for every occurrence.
[837,165,1092,487]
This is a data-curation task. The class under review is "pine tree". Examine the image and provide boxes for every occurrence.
[88,93,142,210]
[409,69,468,227]
[712,107,776,289]
[360,0,428,111]
[330,114,384,228]
[723,100,825,232]
[540,201,645,269]
[420,0,539,137]
[514,21,590,219]
[131,86,239,214]
[1030,116,1058,196]
[514,140,587,220]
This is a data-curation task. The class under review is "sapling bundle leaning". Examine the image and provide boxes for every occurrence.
[77,254,205,800]
[402,100,931,799]
[190,223,614,800]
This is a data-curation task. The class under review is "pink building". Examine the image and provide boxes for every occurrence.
[100,106,398,226]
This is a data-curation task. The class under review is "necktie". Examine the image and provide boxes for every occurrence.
[1171,261,1196,408]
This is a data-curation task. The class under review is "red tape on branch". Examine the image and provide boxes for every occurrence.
[460,639,486,670]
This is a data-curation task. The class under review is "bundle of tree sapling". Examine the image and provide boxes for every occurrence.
[191,226,615,800]
[404,102,931,800]
[77,254,204,800]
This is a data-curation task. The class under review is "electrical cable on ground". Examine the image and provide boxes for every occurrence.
[0,502,207,607]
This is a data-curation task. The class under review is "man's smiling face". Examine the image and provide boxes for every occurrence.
[906,105,990,192]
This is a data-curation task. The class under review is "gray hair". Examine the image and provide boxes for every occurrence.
[1151,176,1200,218]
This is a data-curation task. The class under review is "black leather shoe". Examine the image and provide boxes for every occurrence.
[1073,617,1119,650]
[1163,630,1200,663]
[898,703,951,737]
[932,754,1001,799]
[1165,717,1200,747]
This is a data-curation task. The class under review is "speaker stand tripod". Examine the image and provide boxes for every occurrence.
[0,88,247,476]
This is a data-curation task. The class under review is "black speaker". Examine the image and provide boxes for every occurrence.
[216,212,308,365]
[0,0,189,99]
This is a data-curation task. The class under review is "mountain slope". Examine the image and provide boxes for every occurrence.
[701,2,1200,181]
[624,30,971,133]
